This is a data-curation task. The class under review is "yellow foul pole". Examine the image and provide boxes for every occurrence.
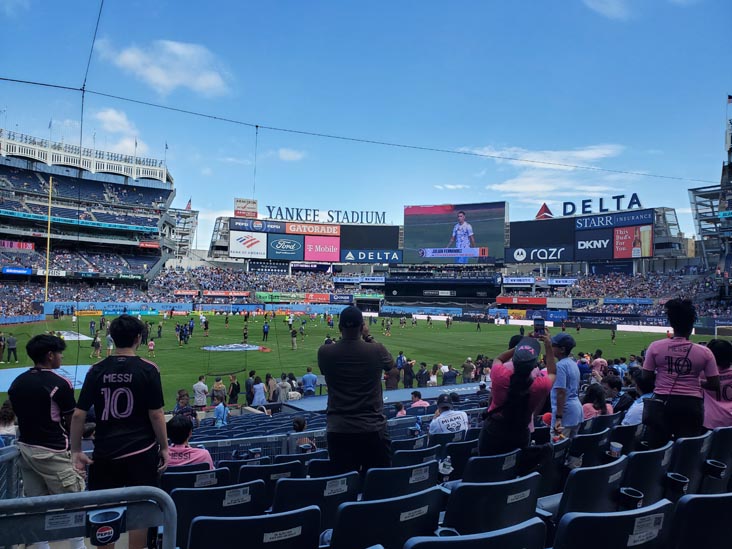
[44,176,53,302]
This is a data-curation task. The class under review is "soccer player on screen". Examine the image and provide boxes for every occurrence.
[448,210,475,264]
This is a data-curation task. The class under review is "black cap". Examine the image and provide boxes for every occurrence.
[339,306,364,329]
[437,394,453,409]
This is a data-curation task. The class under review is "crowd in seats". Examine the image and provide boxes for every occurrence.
[0,248,156,275]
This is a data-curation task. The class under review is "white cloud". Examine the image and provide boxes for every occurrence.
[95,108,136,135]
[218,156,252,166]
[201,167,213,176]
[97,39,230,96]
[582,0,631,19]
[93,108,148,155]
[278,148,306,162]
[0,0,29,16]
[462,144,624,171]
[434,184,471,190]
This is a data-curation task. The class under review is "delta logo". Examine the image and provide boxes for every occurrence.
[535,203,554,220]
[236,235,261,248]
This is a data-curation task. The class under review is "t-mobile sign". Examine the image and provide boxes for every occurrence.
[304,236,340,261]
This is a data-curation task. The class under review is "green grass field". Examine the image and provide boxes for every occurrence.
[0,315,710,409]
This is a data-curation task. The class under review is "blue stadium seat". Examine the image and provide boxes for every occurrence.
[273,449,329,465]
[171,480,267,549]
[219,456,272,477]
[160,467,230,494]
[578,412,623,434]
[531,426,550,445]
[166,462,211,474]
[700,426,732,494]
[392,445,440,468]
[622,441,674,505]
[611,423,642,455]
[362,460,439,501]
[271,472,360,532]
[567,428,611,467]
[537,438,571,497]
[464,427,481,441]
[441,473,541,535]
[391,435,429,453]
[444,439,478,480]
[403,517,546,549]
[553,498,673,549]
[238,461,306,508]
[536,455,628,521]
[668,430,712,493]
[188,505,321,549]
[328,486,444,549]
[307,459,344,478]
[429,431,466,459]
[462,449,520,483]
[670,493,732,548]
[406,406,428,416]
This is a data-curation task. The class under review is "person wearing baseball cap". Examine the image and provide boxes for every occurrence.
[428,393,469,435]
[479,333,556,456]
[318,306,394,474]
[550,332,582,438]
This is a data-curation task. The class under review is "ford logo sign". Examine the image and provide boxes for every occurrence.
[271,239,302,251]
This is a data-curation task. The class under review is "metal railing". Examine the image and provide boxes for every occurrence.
[0,447,20,500]
[0,486,176,549]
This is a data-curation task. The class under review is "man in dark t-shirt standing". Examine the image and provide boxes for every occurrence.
[71,314,168,549]
[9,334,85,548]
[318,306,394,475]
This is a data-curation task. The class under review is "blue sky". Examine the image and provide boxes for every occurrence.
[1,0,730,245]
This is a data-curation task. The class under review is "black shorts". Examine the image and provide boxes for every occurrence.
[89,445,159,490]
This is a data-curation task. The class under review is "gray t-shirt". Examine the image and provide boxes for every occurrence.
[193,381,209,407]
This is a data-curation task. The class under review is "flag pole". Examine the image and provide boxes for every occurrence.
[44,176,53,302]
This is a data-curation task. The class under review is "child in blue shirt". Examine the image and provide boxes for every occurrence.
[213,394,228,427]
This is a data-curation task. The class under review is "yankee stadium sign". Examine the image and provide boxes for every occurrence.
[265,205,386,224]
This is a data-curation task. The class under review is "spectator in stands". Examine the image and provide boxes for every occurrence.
[302,367,318,397]
[167,415,213,470]
[265,373,278,402]
[416,362,430,387]
[462,357,476,383]
[601,374,634,413]
[71,315,168,549]
[621,370,655,426]
[642,299,719,446]
[211,377,227,404]
[0,400,17,437]
[5,333,18,363]
[245,370,256,405]
[394,402,406,417]
[385,363,400,390]
[173,390,198,428]
[317,306,393,475]
[252,376,267,406]
[193,375,208,410]
[292,416,317,450]
[442,364,459,385]
[9,335,86,549]
[582,384,613,420]
[213,394,228,428]
[550,333,582,438]
[702,339,732,429]
[479,335,556,456]
[403,359,415,388]
[410,391,430,408]
[429,393,469,435]
[476,382,490,396]
[228,375,241,405]
[277,373,291,403]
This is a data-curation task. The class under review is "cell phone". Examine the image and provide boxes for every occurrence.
[533,317,545,337]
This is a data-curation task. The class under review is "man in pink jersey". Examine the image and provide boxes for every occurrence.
[167,415,214,469]
[642,299,719,446]
[702,339,732,429]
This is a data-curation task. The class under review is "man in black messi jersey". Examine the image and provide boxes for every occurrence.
[71,314,168,549]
